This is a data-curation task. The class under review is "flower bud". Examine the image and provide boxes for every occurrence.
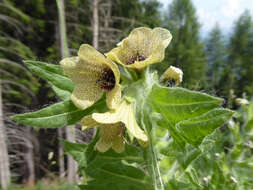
[160,66,183,86]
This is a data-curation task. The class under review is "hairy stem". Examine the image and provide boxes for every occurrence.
[142,108,164,190]
[141,68,164,190]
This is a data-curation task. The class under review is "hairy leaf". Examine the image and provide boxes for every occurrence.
[149,84,223,125]
[12,98,106,129]
[24,60,74,100]
[176,109,234,146]
[64,135,150,190]
[148,84,232,147]
[161,141,201,169]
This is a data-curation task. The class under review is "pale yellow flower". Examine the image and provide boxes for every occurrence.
[105,27,172,69]
[82,100,148,153]
[160,66,183,86]
[60,44,121,110]
[82,116,125,153]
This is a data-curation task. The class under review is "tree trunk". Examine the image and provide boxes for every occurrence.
[66,126,77,182]
[56,0,78,182]
[57,128,65,178]
[92,0,99,49]
[0,81,11,189]
[24,127,35,186]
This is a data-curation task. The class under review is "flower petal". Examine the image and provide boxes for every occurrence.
[151,27,173,50]
[160,66,183,86]
[122,27,152,60]
[112,136,125,153]
[61,44,121,109]
[107,59,121,84]
[72,84,104,109]
[106,84,121,109]
[78,44,120,83]
[134,28,172,69]
[81,115,99,130]
[106,27,172,69]
[105,27,152,67]
[92,100,148,142]
[78,44,107,65]
[60,57,94,84]
[95,125,122,153]
[95,138,112,153]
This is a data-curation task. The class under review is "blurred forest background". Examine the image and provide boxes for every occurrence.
[0,0,252,189]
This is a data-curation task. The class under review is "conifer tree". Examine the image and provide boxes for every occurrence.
[163,0,206,89]
[205,24,226,94]
[225,10,253,99]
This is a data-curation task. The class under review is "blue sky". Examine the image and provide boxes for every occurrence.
[158,0,253,35]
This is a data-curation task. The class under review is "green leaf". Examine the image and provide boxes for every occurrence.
[165,179,191,190]
[12,98,106,129]
[91,144,145,164]
[148,84,230,147]
[85,162,153,190]
[62,140,87,168]
[161,141,201,169]
[71,134,151,190]
[148,84,223,125]
[185,168,202,188]
[51,85,72,101]
[176,109,234,146]
[24,60,74,100]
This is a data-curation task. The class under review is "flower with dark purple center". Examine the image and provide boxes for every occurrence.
[106,27,172,69]
[60,44,121,110]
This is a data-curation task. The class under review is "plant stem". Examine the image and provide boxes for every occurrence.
[141,68,164,190]
[142,110,164,190]
[56,0,69,58]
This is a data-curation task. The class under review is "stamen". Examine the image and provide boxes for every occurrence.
[96,67,115,91]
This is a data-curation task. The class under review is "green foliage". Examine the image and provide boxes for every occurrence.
[113,0,161,29]
[4,181,78,190]
[162,0,206,89]
[205,24,227,93]
[225,10,253,98]
[24,61,74,100]
[64,135,152,190]
[62,140,87,169]
[12,59,233,189]
[158,100,253,190]
[11,60,107,129]
[5,0,253,189]
[148,84,233,146]
[177,109,234,146]
[12,98,106,129]
[0,0,40,107]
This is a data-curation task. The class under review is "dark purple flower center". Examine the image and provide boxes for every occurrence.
[97,68,115,91]
[126,53,146,65]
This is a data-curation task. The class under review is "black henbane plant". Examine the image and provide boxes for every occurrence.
[12,27,234,190]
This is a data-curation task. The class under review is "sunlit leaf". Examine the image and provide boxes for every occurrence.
[148,84,232,147]
[148,84,223,125]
